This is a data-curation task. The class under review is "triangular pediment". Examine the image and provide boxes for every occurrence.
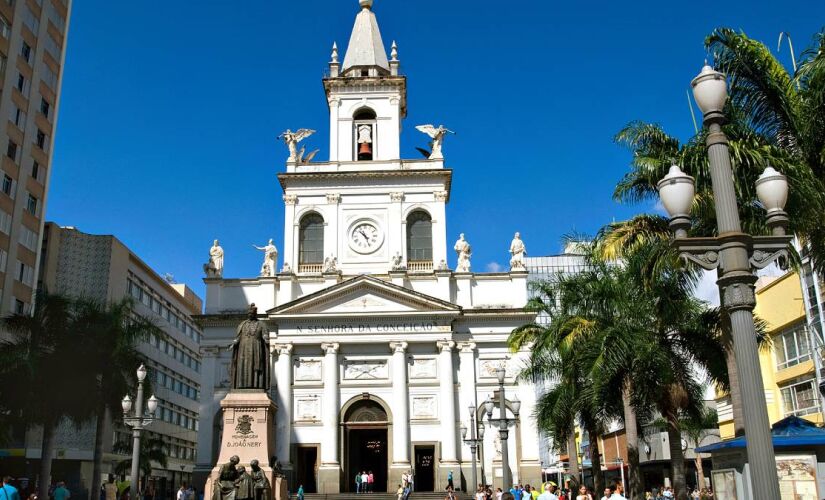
[269,275,460,317]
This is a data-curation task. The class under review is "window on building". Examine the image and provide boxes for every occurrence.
[17,261,33,286]
[14,299,25,315]
[16,73,29,96]
[10,105,27,129]
[42,65,58,90]
[22,5,39,34]
[36,129,46,150]
[31,162,40,181]
[298,213,324,267]
[40,98,50,119]
[0,210,11,234]
[0,15,9,38]
[21,41,31,63]
[2,175,13,196]
[20,226,37,251]
[775,323,812,370]
[26,194,37,215]
[43,34,60,60]
[406,210,433,262]
[780,377,820,417]
[6,141,18,162]
[0,249,8,270]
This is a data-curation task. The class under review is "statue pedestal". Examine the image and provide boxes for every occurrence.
[205,390,287,500]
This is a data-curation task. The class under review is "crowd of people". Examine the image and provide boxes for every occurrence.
[437,480,715,500]
[0,476,72,500]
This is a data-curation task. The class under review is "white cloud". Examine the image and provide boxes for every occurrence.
[486,262,503,273]
[693,269,720,307]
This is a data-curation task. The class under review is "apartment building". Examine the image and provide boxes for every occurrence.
[31,223,203,499]
[0,0,70,315]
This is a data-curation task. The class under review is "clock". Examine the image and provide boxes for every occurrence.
[349,220,383,254]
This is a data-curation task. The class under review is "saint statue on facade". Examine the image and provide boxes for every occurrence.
[323,255,339,273]
[253,239,278,277]
[454,233,472,272]
[509,232,526,270]
[391,252,405,271]
[205,240,224,278]
[278,129,316,162]
[415,124,455,159]
[230,304,269,390]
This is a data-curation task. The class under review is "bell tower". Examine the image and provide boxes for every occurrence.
[325,0,406,162]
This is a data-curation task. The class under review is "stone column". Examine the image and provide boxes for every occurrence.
[390,341,411,485]
[274,343,294,470]
[319,342,341,493]
[437,340,458,469]
[283,194,298,270]
[457,341,477,487]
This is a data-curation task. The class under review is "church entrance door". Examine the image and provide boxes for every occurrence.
[295,446,318,493]
[414,445,435,492]
[343,399,390,493]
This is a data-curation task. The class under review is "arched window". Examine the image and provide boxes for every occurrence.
[299,213,324,269]
[406,211,432,264]
[354,108,376,161]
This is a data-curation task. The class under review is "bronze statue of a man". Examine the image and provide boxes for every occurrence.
[230,303,269,390]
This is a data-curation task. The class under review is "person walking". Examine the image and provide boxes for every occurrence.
[397,485,404,500]
[367,472,374,493]
[52,483,70,500]
[361,473,369,493]
[608,483,626,500]
[297,485,304,500]
[447,471,453,491]
[176,486,186,500]
[355,472,363,494]
[575,485,592,500]
[538,484,558,500]
[1,477,21,500]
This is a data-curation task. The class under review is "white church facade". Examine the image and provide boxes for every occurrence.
[194,0,541,494]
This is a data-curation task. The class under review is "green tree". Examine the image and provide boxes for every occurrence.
[73,298,161,500]
[680,407,718,491]
[113,435,169,494]
[0,293,97,500]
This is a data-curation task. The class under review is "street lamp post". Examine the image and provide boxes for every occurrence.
[483,367,521,490]
[461,406,485,492]
[657,63,790,500]
[122,364,159,497]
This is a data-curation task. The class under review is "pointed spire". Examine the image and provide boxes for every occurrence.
[342,0,389,76]
[390,41,398,62]
[331,42,339,63]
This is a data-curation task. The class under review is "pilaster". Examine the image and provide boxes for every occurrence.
[437,340,458,466]
[319,342,341,493]
[283,194,298,270]
[390,341,411,486]
[274,343,294,470]
[455,273,473,307]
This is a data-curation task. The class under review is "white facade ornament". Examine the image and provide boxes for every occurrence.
[434,191,448,202]
[390,252,406,271]
[344,360,388,380]
[436,259,449,271]
[326,193,342,204]
[415,124,455,159]
[389,341,408,353]
[323,255,339,273]
[204,239,224,277]
[437,340,455,352]
[253,239,279,277]
[454,233,472,273]
[509,232,527,271]
[283,194,298,205]
[390,40,398,62]
[331,42,339,63]
[321,342,340,355]
[357,124,373,145]
[278,128,316,162]
[389,192,405,202]
[281,262,293,274]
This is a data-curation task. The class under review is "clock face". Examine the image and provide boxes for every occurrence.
[349,221,383,254]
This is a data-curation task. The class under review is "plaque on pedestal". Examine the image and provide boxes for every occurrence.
[205,391,286,500]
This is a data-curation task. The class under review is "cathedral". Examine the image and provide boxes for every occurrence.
[194,0,541,494]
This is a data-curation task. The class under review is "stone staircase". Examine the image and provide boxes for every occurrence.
[303,492,470,500]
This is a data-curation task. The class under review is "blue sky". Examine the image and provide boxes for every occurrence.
[47,0,824,299]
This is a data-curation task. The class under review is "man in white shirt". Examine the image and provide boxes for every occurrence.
[600,487,611,500]
[608,483,626,500]
[537,484,558,500]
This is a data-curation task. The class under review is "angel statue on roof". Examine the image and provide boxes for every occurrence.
[278,129,316,162]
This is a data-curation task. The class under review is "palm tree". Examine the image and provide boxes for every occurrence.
[679,407,718,491]
[72,298,161,500]
[113,435,169,494]
[0,293,97,500]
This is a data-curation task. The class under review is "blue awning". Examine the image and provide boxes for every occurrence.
[696,416,825,453]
